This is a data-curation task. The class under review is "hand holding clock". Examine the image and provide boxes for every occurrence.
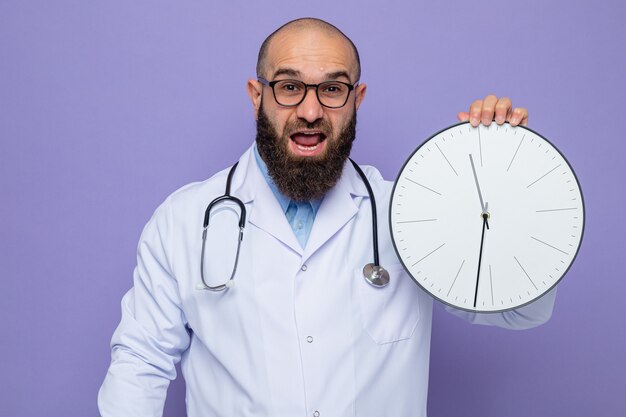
[457,95,529,127]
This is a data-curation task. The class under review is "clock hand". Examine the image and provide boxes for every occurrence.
[473,206,489,308]
[469,154,489,229]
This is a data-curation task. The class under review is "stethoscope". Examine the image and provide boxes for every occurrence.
[197,159,390,291]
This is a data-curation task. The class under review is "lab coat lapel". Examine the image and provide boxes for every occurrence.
[232,146,303,255]
[303,162,369,261]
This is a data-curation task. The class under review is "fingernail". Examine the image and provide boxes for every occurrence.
[471,117,479,126]
[496,115,504,124]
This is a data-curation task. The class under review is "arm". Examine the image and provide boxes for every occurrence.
[98,199,190,417]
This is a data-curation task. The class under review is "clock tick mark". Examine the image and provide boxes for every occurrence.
[396,219,438,224]
[536,207,578,213]
[527,164,562,188]
[478,127,483,167]
[514,256,538,290]
[435,143,459,176]
[531,236,570,255]
[489,265,494,306]
[507,135,525,172]
[447,259,466,296]
[412,243,446,266]
[405,177,442,195]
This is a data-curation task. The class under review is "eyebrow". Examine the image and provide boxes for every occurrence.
[272,68,302,79]
[325,71,351,82]
[271,68,353,83]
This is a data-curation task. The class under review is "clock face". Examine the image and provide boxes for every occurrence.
[390,122,584,313]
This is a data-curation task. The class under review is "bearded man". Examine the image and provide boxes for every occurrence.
[99,18,552,417]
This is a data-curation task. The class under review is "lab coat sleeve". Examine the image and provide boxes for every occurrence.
[98,198,190,417]
[444,287,557,330]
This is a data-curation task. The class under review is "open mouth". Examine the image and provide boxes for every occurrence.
[289,130,328,154]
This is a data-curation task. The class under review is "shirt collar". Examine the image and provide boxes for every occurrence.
[253,143,322,215]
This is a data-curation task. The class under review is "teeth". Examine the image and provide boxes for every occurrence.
[296,143,320,151]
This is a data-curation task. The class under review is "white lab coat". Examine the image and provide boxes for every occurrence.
[98,145,556,417]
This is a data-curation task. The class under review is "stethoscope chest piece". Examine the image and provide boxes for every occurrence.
[363,263,390,288]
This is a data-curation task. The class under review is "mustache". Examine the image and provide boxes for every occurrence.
[285,119,332,137]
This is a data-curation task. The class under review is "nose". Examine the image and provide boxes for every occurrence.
[295,86,324,123]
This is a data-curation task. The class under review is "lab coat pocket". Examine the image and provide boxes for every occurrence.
[357,264,421,344]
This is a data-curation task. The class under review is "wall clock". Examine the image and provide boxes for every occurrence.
[390,121,584,312]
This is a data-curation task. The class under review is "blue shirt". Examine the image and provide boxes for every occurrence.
[253,145,322,248]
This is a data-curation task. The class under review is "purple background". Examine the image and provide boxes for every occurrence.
[1,1,624,416]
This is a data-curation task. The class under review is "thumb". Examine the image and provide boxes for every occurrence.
[457,111,470,122]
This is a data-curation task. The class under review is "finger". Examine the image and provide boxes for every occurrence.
[457,111,470,122]
[494,97,512,125]
[508,107,529,126]
[481,95,498,126]
[469,100,483,127]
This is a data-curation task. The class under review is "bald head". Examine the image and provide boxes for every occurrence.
[256,18,361,82]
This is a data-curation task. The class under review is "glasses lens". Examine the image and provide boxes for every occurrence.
[317,81,350,108]
[273,80,307,106]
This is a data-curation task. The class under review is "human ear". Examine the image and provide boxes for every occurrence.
[247,79,263,119]
[355,83,367,110]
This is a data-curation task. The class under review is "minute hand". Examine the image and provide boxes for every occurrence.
[469,154,489,229]
[473,211,489,307]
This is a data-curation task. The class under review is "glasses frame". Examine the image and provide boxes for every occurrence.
[258,77,356,109]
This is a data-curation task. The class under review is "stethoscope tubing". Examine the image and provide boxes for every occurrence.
[199,158,389,291]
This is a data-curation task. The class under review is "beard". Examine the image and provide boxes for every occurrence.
[255,104,356,202]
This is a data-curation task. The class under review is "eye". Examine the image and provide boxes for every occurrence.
[320,82,346,95]
[277,80,303,93]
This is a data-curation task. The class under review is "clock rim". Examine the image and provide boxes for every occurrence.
[388,120,586,313]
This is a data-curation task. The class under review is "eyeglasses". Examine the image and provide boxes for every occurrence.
[258,77,356,109]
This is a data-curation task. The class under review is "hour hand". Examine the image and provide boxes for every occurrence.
[469,154,487,213]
